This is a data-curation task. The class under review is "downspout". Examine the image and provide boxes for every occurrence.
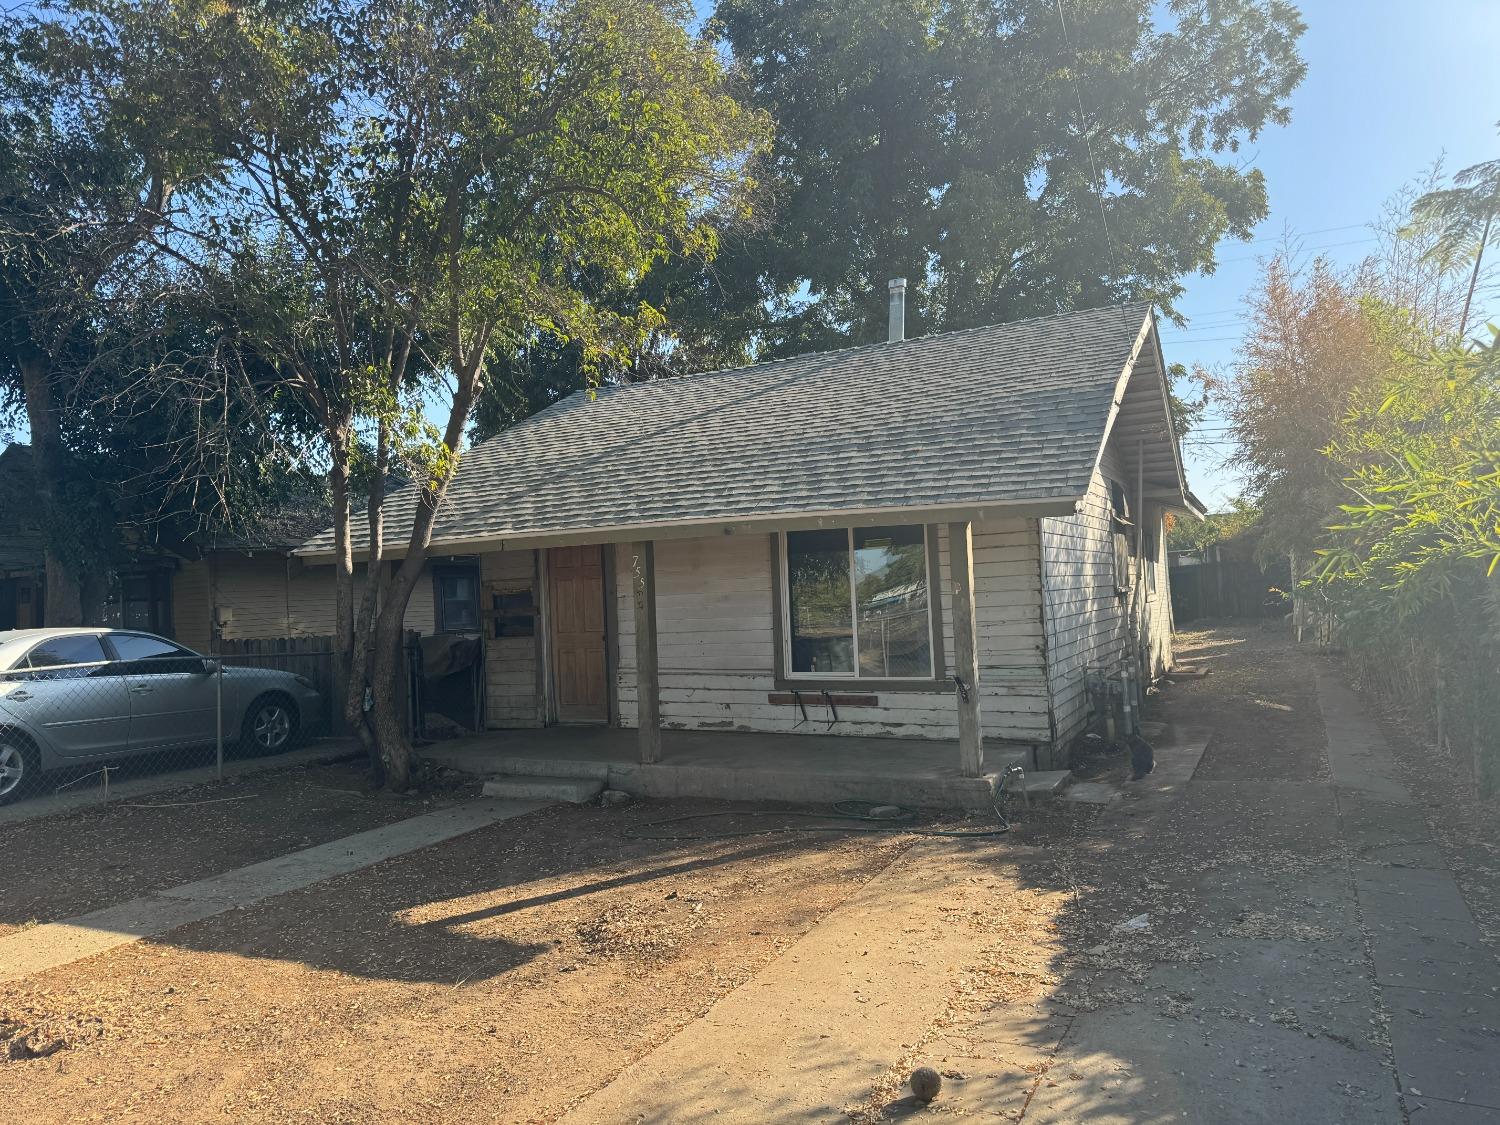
[1124,438,1147,735]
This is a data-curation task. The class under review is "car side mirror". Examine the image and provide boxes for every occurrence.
[201,658,220,675]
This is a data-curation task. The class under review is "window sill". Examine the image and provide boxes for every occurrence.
[773,677,953,694]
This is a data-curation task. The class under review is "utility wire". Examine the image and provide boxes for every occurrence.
[1215,236,1379,266]
[1244,221,1369,245]
[1056,0,1117,277]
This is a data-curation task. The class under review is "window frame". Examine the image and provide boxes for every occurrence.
[432,562,482,635]
[773,526,946,690]
[17,632,113,679]
[102,631,207,676]
[101,569,174,635]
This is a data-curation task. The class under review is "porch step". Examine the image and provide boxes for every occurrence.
[481,775,605,804]
[1019,770,1074,799]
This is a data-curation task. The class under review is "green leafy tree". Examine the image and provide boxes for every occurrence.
[472,249,771,440]
[1226,254,1385,562]
[709,0,1306,354]
[201,0,768,788]
[1319,330,1500,610]
[1315,328,1500,793]
[1,15,165,622]
[1165,497,1260,554]
[0,0,266,621]
[1411,137,1500,337]
[0,0,282,618]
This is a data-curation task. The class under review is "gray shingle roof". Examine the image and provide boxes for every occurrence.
[298,303,1155,555]
[208,491,335,552]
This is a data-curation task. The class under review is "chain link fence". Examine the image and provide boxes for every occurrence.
[0,633,341,809]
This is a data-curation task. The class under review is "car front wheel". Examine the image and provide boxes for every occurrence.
[0,734,39,804]
[241,695,299,755]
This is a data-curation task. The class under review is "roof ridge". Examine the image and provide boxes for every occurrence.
[605,301,1152,391]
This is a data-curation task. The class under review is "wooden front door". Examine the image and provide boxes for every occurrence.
[548,545,609,724]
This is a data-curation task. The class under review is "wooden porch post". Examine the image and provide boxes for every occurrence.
[947,521,985,777]
[630,540,662,763]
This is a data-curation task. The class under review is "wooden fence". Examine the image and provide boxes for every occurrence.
[217,636,343,734]
[1170,557,1291,623]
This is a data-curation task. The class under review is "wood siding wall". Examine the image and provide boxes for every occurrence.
[610,524,1052,743]
[482,549,542,728]
[1039,443,1175,748]
[171,554,436,652]
[172,559,213,652]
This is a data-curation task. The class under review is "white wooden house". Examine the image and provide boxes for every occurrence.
[294,299,1201,790]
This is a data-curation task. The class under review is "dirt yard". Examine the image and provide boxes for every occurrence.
[0,792,1005,1123]
[0,757,466,939]
[3,625,1496,1124]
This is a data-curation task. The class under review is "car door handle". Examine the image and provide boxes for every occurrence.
[130,686,154,695]
[8,689,31,702]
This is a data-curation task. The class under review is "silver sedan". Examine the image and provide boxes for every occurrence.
[0,628,322,803]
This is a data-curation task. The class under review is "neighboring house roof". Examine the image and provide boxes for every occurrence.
[0,443,334,564]
[299,303,1194,558]
[208,492,335,553]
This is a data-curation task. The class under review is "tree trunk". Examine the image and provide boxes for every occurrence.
[18,353,83,625]
[328,431,382,777]
[368,603,413,790]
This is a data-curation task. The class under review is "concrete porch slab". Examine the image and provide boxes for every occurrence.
[425,726,1033,811]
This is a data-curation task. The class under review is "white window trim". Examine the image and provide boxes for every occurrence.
[779,525,938,681]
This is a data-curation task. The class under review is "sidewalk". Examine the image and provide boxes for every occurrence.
[1317,667,1500,1121]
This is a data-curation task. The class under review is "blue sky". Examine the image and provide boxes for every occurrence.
[1166,0,1500,508]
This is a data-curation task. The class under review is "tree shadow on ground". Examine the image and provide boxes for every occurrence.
[138,805,870,987]
[562,625,1409,1124]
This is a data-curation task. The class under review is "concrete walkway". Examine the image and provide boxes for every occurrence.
[1316,667,1500,1122]
[0,796,543,983]
[995,662,1500,1124]
[560,837,1006,1124]
[1007,659,1498,1123]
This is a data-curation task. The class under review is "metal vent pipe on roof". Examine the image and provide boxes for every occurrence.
[887,277,906,343]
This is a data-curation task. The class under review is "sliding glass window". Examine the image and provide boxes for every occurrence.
[783,526,934,679]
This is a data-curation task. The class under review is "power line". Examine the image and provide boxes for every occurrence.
[1215,236,1379,267]
[1162,322,1245,334]
[1245,222,1369,245]
[1055,0,1117,276]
